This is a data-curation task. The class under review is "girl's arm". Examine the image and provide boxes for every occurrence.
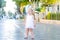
[32,10,36,27]
[34,14,36,27]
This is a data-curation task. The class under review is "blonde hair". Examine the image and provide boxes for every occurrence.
[27,5,36,20]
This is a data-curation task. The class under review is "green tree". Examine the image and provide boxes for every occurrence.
[13,0,30,7]
[41,0,57,7]
[0,0,6,8]
[0,0,6,18]
[13,0,31,14]
[0,0,2,8]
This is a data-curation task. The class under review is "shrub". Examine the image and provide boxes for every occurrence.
[46,12,51,20]
[46,13,60,20]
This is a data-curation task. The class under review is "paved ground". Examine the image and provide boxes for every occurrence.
[40,19,60,25]
[0,19,60,40]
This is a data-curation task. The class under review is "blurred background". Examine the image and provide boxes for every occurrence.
[0,0,60,40]
[0,0,60,21]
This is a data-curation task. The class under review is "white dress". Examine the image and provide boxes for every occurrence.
[25,14,34,29]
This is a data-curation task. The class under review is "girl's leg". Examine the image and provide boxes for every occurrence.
[24,28,29,39]
[29,28,34,40]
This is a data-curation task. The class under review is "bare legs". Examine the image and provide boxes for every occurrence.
[25,28,34,40]
[24,28,29,39]
[29,28,34,40]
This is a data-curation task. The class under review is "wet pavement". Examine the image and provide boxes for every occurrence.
[0,19,60,40]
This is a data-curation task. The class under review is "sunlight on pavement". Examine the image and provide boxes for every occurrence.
[0,19,24,40]
[0,19,60,40]
[2,19,16,40]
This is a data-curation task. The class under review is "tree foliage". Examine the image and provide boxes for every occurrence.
[13,0,29,7]
[41,0,57,6]
[13,0,57,7]
[0,0,6,8]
